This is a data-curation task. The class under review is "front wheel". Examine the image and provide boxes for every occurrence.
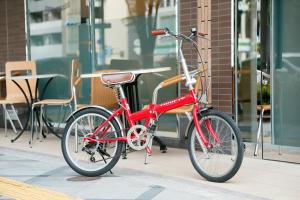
[61,107,124,176]
[188,109,244,182]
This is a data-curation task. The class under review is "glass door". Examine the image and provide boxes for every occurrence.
[264,0,300,162]
[235,0,258,143]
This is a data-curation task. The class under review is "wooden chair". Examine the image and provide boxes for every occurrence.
[31,59,80,146]
[0,61,37,136]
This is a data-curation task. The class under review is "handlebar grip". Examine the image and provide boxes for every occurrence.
[198,32,206,37]
[151,29,166,36]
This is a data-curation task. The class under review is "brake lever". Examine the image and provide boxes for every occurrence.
[158,33,172,40]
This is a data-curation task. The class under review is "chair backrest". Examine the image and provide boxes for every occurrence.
[5,61,37,103]
[91,70,118,109]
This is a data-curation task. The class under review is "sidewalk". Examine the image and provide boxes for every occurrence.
[0,129,300,200]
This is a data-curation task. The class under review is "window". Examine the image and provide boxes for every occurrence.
[31,33,62,46]
[30,12,43,23]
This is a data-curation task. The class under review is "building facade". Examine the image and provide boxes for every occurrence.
[0,0,299,162]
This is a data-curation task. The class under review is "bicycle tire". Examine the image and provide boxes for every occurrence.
[187,109,244,182]
[62,107,124,176]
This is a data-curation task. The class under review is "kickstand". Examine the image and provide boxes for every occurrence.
[144,136,153,164]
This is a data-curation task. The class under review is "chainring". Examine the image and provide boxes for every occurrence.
[127,125,151,151]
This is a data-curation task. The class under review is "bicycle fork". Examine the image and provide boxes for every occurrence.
[192,106,220,158]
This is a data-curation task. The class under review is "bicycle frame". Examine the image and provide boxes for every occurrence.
[84,29,220,148]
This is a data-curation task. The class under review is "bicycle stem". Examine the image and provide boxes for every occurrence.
[178,39,196,90]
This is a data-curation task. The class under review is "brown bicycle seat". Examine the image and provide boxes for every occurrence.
[100,72,135,85]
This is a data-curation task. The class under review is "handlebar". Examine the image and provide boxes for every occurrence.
[151,29,167,36]
[151,27,206,39]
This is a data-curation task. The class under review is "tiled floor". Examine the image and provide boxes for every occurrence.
[0,128,300,199]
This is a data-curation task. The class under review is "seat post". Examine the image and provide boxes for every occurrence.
[116,85,126,99]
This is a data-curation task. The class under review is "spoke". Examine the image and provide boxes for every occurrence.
[88,115,95,133]
[215,118,220,135]
[219,125,230,141]
[80,118,92,136]
[217,123,226,137]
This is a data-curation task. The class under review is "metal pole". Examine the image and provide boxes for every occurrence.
[234,0,238,124]
[24,0,31,60]
[88,0,96,72]
[100,0,105,65]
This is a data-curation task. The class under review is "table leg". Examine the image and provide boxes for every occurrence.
[134,83,140,111]
[25,79,33,102]
[127,84,135,111]
[33,79,47,139]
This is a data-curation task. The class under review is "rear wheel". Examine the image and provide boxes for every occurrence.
[188,109,243,182]
[62,107,124,176]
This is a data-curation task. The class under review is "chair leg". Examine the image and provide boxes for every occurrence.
[75,122,79,153]
[6,105,17,134]
[56,105,64,133]
[67,103,73,127]
[42,107,49,135]
[38,105,44,141]
[11,104,23,130]
[3,104,7,137]
[69,103,77,152]
[254,108,265,156]
[175,114,180,139]
[68,104,73,113]
[184,112,192,121]
[30,106,35,148]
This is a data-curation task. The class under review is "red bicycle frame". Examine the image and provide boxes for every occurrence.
[84,28,221,148]
[84,88,220,148]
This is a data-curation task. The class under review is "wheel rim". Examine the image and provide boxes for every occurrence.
[190,115,239,178]
[65,113,119,172]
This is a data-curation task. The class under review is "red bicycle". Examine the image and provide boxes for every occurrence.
[62,28,244,182]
